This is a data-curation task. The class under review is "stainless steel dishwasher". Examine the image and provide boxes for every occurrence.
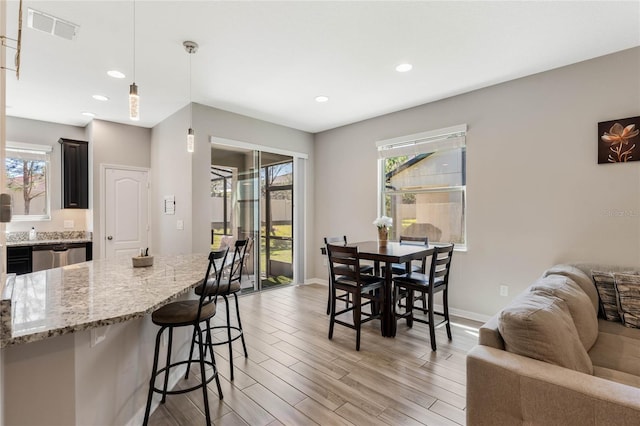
[32,243,87,271]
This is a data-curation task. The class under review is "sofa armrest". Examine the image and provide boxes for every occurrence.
[467,345,640,426]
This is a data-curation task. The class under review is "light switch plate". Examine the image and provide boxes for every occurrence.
[64,220,74,228]
[176,219,184,230]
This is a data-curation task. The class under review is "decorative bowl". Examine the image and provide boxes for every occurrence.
[132,256,154,268]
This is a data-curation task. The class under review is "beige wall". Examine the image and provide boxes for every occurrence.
[88,119,151,259]
[314,47,640,319]
[5,116,89,233]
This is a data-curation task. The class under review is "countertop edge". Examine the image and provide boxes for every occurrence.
[6,239,93,247]
[1,263,203,348]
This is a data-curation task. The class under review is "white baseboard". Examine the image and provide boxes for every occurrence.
[304,277,491,323]
[303,278,328,285]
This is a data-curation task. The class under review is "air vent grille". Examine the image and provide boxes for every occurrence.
[28,8,79,41]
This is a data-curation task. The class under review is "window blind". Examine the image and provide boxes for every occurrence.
[376,124,466,159]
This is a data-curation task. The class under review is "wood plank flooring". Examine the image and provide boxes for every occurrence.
[148,283,481,426]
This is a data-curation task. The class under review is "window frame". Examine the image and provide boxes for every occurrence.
[377,125,467,250]
[6,141,53,222]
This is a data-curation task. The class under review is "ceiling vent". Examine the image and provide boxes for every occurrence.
[27,8,79,41]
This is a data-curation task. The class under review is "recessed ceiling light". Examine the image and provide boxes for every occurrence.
[107,70,125,79]
[92,94,109,101]
[395,63,413,73]
[81,112,96,117]
[315,96,329,103]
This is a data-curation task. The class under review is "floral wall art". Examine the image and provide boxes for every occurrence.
[598,116,640,164]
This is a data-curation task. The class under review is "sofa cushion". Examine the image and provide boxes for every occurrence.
[592,271,622,321]
[530,275,598,351]
[543,264,599,313]
[593,366,640,389]
[498,291,593,374]
[613,273,640,328]
[598,318,640,340]
[589,330,640,377]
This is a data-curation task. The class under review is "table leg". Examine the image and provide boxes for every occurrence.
[382,261,396,337]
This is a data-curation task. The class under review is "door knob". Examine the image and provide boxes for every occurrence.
[107,236,113,240]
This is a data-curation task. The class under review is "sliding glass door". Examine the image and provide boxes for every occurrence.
[211,146,293,292]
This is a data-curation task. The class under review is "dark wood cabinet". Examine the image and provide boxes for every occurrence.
[59,138,89,209]
[7,246,33,275]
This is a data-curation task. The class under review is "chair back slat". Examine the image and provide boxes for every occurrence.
[430,244,454,286]
[324,235,347,245]
[227,239,249,285]
[327,244,361,284]
[197,248,229,319]
[400,235,429,273]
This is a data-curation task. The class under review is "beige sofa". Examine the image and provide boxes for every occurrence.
[467,263,640,425]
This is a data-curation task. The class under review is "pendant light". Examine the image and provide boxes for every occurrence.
[184,41,198,153]
[129,0,139,121]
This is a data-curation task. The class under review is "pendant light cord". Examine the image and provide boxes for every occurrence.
[189,50,193,128]
[132,0,136,82]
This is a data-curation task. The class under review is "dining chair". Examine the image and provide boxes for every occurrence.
[187,239,250,381]
[385,235,428,276]
[326,244,384,351]
[323,236,374,315]
[143,249,226,426]
[393,244,454,351]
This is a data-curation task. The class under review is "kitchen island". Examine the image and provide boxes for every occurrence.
[0,253,209,425]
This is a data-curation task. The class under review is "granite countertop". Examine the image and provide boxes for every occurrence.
[5,230,93,247]
[0,253,208,348]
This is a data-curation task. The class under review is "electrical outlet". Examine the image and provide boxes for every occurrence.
[64,220,74,228]
[499,285,509,297]
[176,219,184,230]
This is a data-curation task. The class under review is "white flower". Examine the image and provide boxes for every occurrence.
[373,216,393,228]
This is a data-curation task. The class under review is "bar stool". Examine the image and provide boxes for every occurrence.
[188,239,249,381]
[142,249,227,426]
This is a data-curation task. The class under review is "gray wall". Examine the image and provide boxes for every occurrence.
[150,103,315,281]
[314,47,640,319]
[88,119,151,259]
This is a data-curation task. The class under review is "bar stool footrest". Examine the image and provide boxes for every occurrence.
[198,325,244,346]
[150,359,219,396]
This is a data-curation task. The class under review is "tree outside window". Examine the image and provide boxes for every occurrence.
[5,144,51,220]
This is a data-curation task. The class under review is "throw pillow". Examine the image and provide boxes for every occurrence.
[530,275,598,351]
[592,271,622,321]
[498,291,593,374]
[613,273,640,329]
[543,264,599,313]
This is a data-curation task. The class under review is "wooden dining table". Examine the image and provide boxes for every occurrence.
[348,241,435,337]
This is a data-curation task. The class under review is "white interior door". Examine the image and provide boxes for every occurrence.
[105,167,149,260]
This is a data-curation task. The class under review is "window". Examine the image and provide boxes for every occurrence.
[378,125,466,249]
[5,142,52,221]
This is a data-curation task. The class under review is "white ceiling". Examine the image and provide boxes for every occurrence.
[4,1,640,133]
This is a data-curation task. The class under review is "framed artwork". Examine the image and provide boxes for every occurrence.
[598,116,640,164]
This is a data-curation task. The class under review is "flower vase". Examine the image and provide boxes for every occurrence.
[378,227,388,247]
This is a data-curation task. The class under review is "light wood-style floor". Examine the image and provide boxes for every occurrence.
[149,283,481,426]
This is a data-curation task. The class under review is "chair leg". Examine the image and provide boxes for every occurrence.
[205,324,224,400]
[355,293,361,351]
[443,287,452,340]
[406,289,414,328]
[428,291,437,351]
[233,292,248,358]
[184,325,198,379]
[142,327,164,426]
[326,279,331,315]
[196,325,212,425]
[328,285,336,340]
[161,328,173,403]
[223,295,235,381]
